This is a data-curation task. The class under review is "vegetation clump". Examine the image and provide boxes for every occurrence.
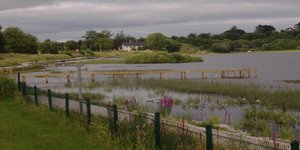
[240,108,298,139]
[0,77,17,97]
[125,52,202,64]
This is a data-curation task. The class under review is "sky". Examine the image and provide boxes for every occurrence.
[0,0,299,41]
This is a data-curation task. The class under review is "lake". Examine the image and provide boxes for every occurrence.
[24,52,300,139]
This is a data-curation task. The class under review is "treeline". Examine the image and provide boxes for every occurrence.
[173,23,300,53]
[0,22,300,54]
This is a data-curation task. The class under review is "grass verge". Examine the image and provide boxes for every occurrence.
[0,53,71,67]
[0,98,108,150]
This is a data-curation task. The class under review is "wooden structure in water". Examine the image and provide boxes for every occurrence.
[91,68,257,80]
[20,68,257,84]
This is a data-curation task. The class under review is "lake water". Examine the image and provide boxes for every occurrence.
[47,52,299,80]
[24,52,300,138]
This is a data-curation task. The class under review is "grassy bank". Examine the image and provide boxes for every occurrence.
[0,98,111,150]
[0,53,71,67]
[125,52,203,64]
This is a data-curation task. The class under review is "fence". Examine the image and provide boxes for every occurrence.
[16,73,299,150]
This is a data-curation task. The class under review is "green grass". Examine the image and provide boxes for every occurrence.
[0,98,109,150]
[0,53,71,67]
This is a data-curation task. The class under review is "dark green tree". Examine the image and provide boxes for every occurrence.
[255,25,276,34]
[82,30,113,51]
[38,39,60,54]
[221,26,246,40]
[3,27,38,53]
[165,39,181,52]
[64,40,79,50]
[0,25,5,52]
[145,33,169,51]
[113,31,136,50]
[294,22,300,30]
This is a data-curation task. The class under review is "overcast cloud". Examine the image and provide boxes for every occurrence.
[0,0,299,41]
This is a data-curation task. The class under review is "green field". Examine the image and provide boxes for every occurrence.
[0,98,115,150]
[0,53,71,67]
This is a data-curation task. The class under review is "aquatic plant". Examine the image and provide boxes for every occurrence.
[159,96,174,115]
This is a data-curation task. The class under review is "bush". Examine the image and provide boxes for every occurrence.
[0,77,17,97]
[125,52,202,64]
[180,44,201,54]
[211,42,230,53]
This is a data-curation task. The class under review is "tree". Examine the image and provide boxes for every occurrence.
[255,25,276,34]
[3,27,38,53]
[113,31,136,50]
[0,25,5,52]
[221,26,246,40]
[211,42,231,53]
[165,39,181,52]
[145,33,169,51]
[294,22,300,30]
[82,30,113,51]
[38,39,60,54]
[64,40,79,50]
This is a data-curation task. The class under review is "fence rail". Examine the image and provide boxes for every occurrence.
[15,73,299,150]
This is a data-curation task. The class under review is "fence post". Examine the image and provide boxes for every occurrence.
[86,99,91,126]
[206,125,213,150]
[17,73,21,92]
[22,82,27,96]
[155,112,161,149]
[65,93,69,118]
[112,104,118,134]
[34,86,38,105]
[48,89,53,111]
[291,140,299,150]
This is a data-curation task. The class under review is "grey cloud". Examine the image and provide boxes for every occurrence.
[0,0,299,41]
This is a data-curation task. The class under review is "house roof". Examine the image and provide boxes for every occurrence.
[122,42,144,46]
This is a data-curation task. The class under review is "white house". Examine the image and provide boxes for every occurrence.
[121,42,144,51]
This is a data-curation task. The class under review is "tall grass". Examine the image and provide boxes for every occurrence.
[0,76,17,97]
[102,79,300,110]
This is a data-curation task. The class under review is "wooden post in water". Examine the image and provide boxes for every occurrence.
[22,76,26,82]
[221,71,224,78]
[45,74,48,84]
[112,74,116,80]
[247,69,251,78]
[9,68,13,76]
[136,73,139,79]
[183,71,187,79]
[180,72,183,80]
[159,72,163,80]
[201,72,204,79]
[91,74,95,82]
[66,74,71,83]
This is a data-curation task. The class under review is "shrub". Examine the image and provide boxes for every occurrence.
[0,76,17,97]
[211,42,230,53]
[125,52,202,64]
